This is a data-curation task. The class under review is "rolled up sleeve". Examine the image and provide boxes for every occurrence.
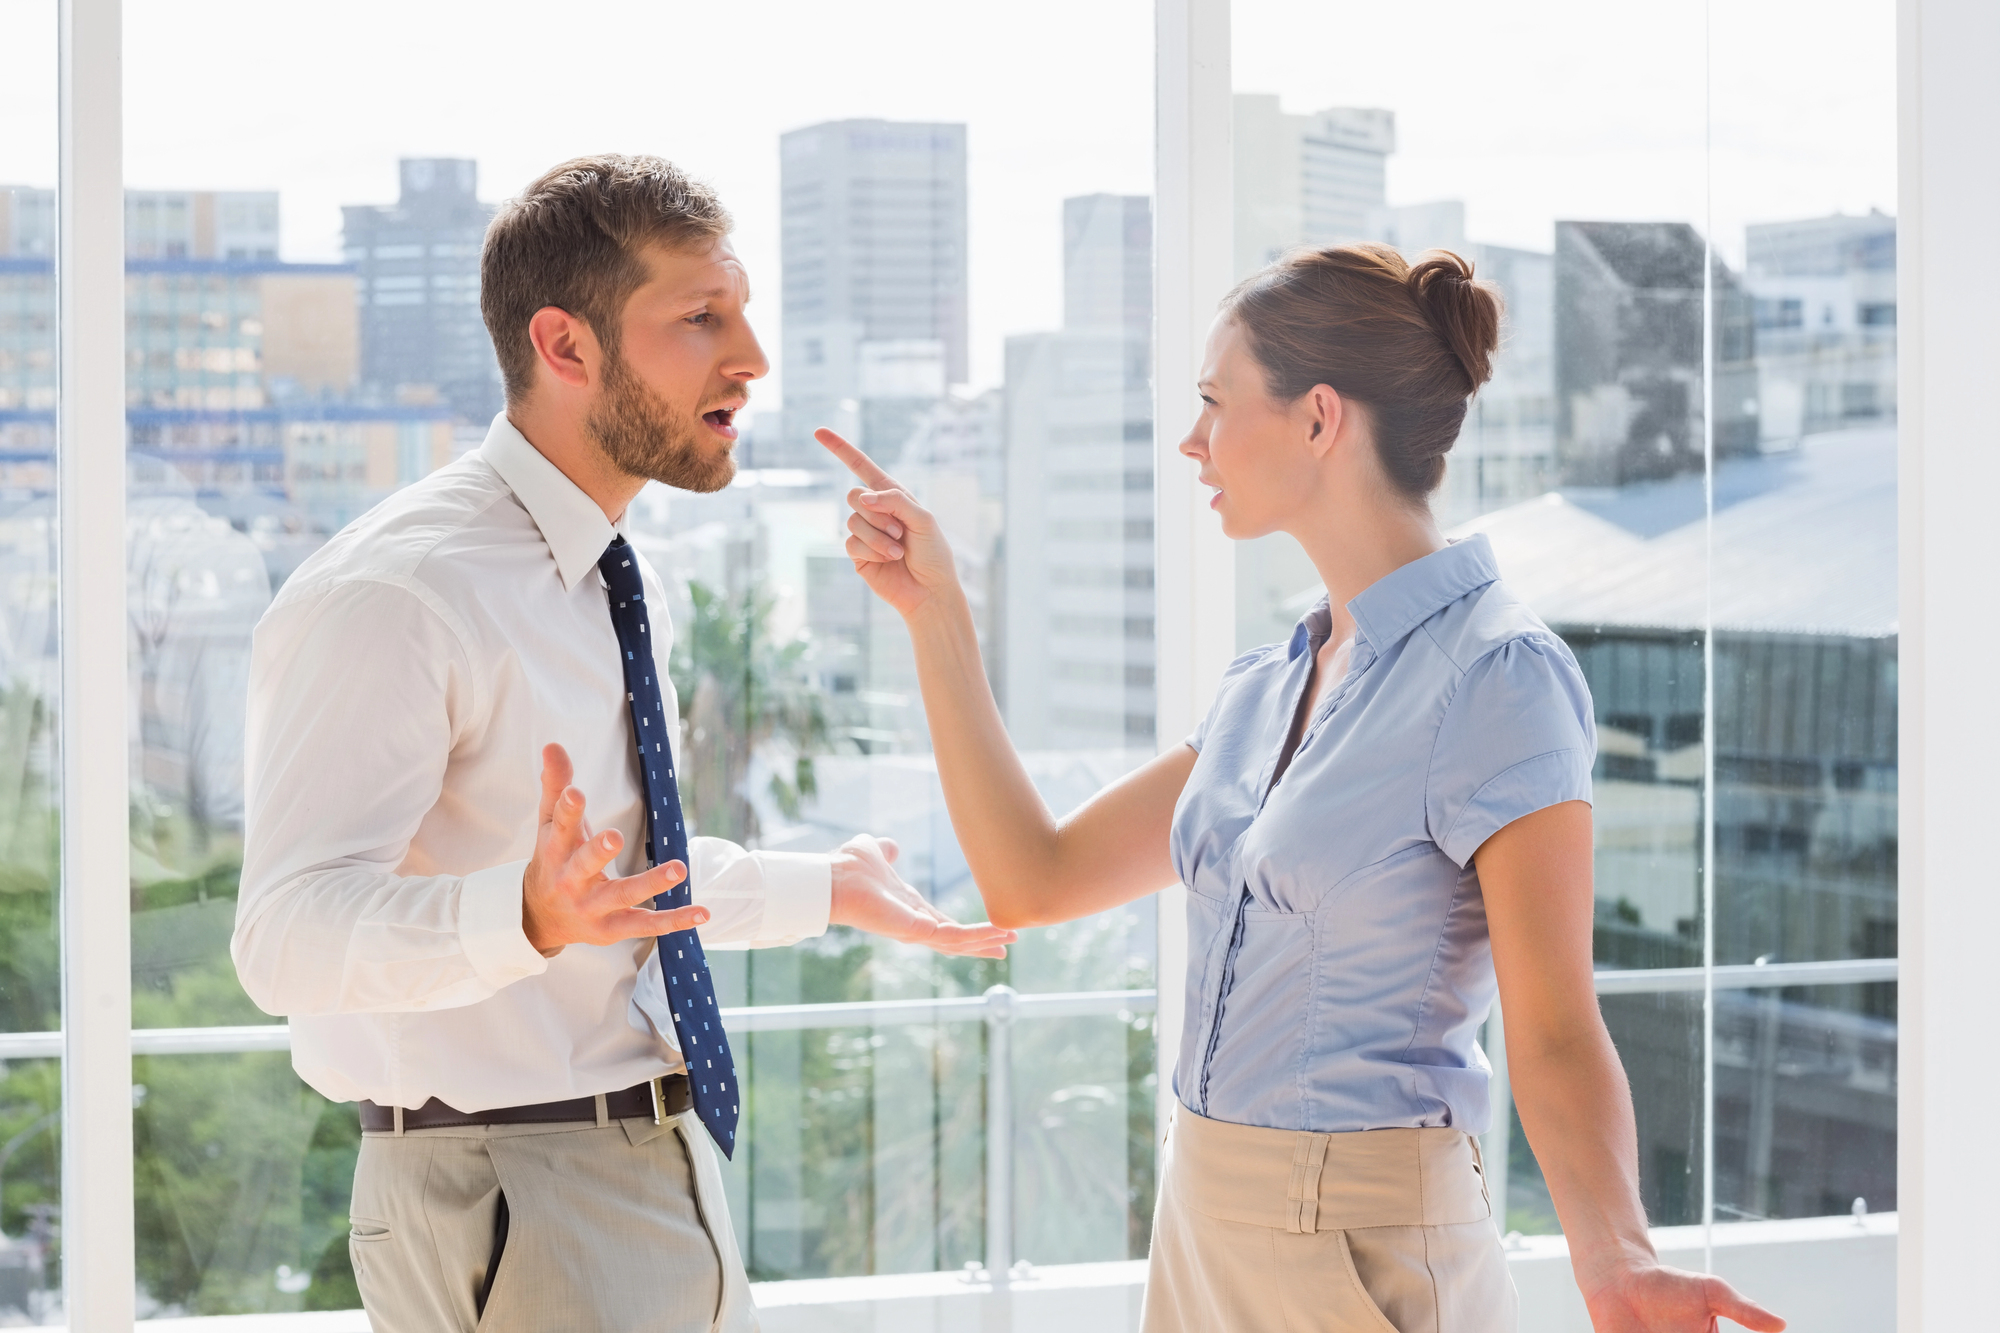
[1427,634,1597,868]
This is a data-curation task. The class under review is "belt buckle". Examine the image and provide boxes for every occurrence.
[649,1075,667,1125]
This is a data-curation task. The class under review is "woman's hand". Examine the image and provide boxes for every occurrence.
[817,428,964,619]
[1581,1260,1785,1332]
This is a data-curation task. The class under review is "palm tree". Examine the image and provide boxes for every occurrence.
[670,581,833,845]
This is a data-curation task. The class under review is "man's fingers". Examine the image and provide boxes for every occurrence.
[603,903,710,944]
[617,859,688,910]
[567,827,624,883]
[878,837,900,864]
[538,743,575,822]
[816,427,898,490]
[549,784,588,848]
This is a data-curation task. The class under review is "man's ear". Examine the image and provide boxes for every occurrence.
[527,306,598,392]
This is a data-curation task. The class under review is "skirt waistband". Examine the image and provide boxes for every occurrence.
[1168,1105,1492,1234]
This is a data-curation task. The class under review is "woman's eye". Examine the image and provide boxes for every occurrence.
[688,312,712,325]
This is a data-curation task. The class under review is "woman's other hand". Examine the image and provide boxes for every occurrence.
[1581,1260,1786,1332]
[818,428,963,619]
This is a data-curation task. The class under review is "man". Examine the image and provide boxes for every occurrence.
[233,154,1014,1333]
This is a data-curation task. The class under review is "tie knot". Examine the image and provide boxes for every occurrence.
[598,536,644,598]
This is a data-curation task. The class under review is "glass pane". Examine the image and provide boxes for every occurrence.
[1235,0,1711,1241]
[1712,981,1895,1222]
[1493,992,1708,1235]
[0,0,62,1319]
[126,0,1154,1311]
[1708,0,1898,972]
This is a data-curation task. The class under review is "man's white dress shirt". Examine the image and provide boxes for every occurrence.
[234,415,831,1112]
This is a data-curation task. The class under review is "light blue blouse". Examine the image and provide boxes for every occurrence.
[1170,534,1595,1135]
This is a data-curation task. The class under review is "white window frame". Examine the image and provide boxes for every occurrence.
[1896,0,2000,1325]
[58,0,135,1327]
[44,0,1992,1327]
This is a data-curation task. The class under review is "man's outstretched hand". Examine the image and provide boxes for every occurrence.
[522,743,710,955]
[830,834,1017,958]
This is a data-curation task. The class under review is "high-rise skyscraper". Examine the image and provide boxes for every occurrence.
[342,158,502,424]
[1233,94,1395,279]
[776,120,968,468]
[1002,194,1154,750]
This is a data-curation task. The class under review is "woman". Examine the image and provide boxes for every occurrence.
[819,245,1783,1333]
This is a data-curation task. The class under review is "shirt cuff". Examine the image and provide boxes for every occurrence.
[459,858,550,989]
[756,851,833,944]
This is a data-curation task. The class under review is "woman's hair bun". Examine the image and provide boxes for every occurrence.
[1404,251,1502,392]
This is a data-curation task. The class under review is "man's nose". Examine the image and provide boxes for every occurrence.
[730,327,771,381]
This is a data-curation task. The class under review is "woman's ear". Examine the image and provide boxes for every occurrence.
[1306,383,1344,458]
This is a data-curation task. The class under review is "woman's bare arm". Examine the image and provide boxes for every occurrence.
[822,429,1189,928]
[1478,801,1784,1333]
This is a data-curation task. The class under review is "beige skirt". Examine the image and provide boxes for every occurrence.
[1142,1106,1518,1333]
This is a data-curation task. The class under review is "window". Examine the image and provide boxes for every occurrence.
[22,0,1987,1326]
[0,3,60,1320]
[106,0,1154,1317]
[1233,0,1897,1265]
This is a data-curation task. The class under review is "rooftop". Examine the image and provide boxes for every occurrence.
[1451,425,1896,638]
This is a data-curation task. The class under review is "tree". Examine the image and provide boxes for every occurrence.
[669,581,833,846]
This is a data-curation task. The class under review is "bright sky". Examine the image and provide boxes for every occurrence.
[3,0,1896,405]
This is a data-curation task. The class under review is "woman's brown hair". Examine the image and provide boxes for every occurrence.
[1221,243,1502,501]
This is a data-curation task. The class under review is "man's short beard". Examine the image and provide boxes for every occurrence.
[584,343,736,494]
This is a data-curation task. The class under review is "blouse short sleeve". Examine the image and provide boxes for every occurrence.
[1426,634,1597,868]
[1186,646,1277,752]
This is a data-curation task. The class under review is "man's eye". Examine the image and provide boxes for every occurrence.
[688,312,713,325]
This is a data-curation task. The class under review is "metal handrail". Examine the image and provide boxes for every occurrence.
[1591,957,1899,994]
[0,964,1898,1061]
[0,963,1900,1283]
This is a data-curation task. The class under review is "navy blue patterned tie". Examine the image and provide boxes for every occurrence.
[598,536,739,1158]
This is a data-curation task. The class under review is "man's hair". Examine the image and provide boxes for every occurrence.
[481,154,733,405]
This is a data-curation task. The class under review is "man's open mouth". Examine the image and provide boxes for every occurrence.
[702,405,740,438]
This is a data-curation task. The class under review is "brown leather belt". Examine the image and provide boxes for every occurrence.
[359,1074,691,1133]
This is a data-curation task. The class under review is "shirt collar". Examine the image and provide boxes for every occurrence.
[476,413,622,592]
[1290,533,1502,660]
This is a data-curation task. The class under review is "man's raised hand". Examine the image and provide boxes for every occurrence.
[816,427,964,620]
[522,743,709,955]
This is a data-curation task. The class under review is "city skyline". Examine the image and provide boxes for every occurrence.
[2,0,1894,399]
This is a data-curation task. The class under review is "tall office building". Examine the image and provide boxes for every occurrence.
[1003,194,1154,750]
[1744,211,1896,442]
[342,158,502,424]
[777,120,968,468]
[1233,94,1395,279]
[1555,221,1758,486]
[0,182,453,533]
[124,190,279,261]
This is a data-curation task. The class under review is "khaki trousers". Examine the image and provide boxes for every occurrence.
[349,1109,756,1333]
[1142,1107,1517,1333]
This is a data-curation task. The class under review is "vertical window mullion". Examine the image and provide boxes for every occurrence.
[1152,0,1235,1138]
[57,1,135,1328]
